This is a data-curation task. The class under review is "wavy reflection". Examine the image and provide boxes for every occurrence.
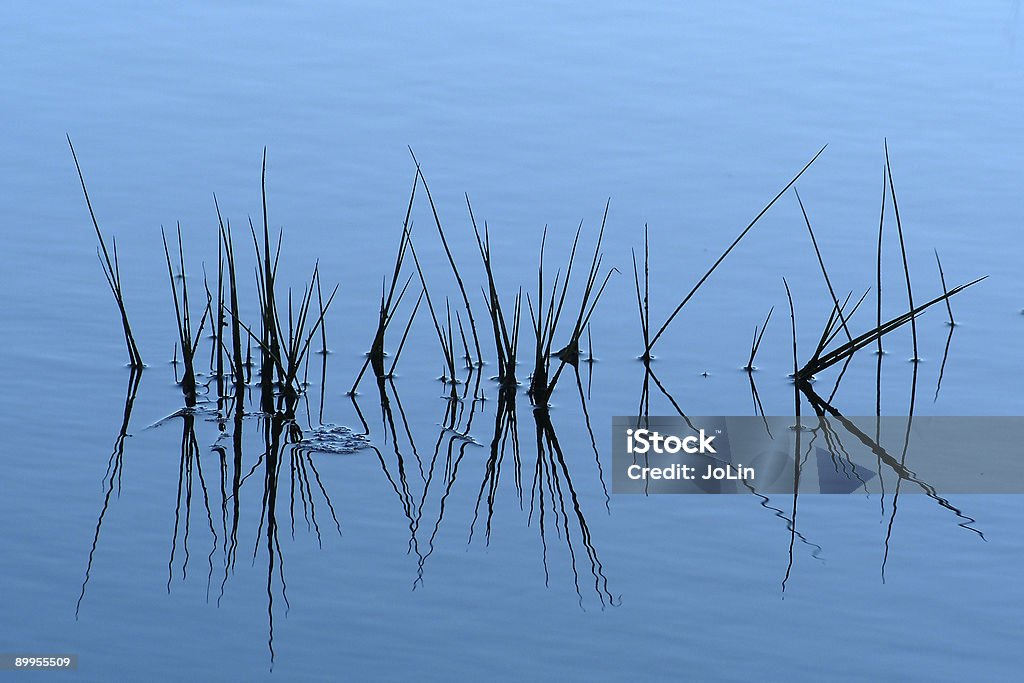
[76,368,143,619]
[396,356,617,608]
[78,359,348,668]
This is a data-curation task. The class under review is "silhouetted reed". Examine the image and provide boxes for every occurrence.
[68,136,144,368]
[931,249,958,401]
[469,196,522,386]
[794,187,852,343]
[239,258,338,419]
[75,141,1000,642]
[209,157,340,420]
[410,150,483,367]
[793,277,984,382]
[350,172,418,394]
[934,249,956,326]
[161,225,208,408]
[528,202,615,406]
[250,156,283,412]
[400,227,464,402]
[743,307,773,372]
[783,278,799,382]
[630,225,691,424]
[631,224,652,358]
[216,203,246,394]
[645,145,827,356]
[315,276,330,355]
[784,151,986,384]
[884,141,921,362]
[875,165,886,355]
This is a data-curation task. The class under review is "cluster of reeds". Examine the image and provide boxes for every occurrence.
[767,176,984,585]
[238,153,339,419]
[70,146,346,484]
[72,140,1000,638]
[72,137,990,423]
[411,152,483,368]
[71,139,992,461]
[161,225,208,408]
[626,147,827,423]
[345,160,616,413]
[526,202,615,406]
[469,197,522,387]
[348,160,488,410]
[72,141,848,425]
[349,172,421,394]
[785,144,984,386]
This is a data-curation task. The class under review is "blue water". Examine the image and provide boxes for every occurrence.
[2,2,1023,680]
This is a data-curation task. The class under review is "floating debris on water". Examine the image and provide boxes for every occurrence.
[298,423,370,455]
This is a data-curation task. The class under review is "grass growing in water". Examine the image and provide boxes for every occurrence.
[350,172,419,394]
[410,150,483,368]
[68,136,144,368]
[644,145,827,357]
[743,307,774,372]
[527,202,615,406]
[161,224,208,408]
[469,197,522,387]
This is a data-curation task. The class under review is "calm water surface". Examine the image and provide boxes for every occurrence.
[2,2,1023,680]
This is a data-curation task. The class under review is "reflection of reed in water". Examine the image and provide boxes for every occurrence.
[624,176,986,591]
[527,406,617,608]
[341,177,616,604]
[775,225,985,589]
[76,368,142,619]
[470,385,523,545]
[355,290,616,609]
[351,374,428,563]
[401,352,615,607]
[215,392,344,665]
[69,140,1001,671]
[80,186,346,664]
[78,362,346,668]
[166,408,217,596]
[413,364,487,585]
